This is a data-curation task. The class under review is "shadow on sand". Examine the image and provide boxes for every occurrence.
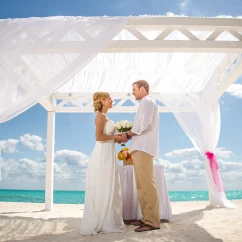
[0,205,223,242]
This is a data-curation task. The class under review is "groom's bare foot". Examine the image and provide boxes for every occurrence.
[131,220,144,226]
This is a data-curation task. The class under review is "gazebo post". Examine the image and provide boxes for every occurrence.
[45,96,56,211]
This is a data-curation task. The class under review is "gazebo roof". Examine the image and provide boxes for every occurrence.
[1,15,242,120]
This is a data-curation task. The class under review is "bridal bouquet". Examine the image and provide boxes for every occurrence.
[115,120,133,146]
[115,120,133,133]
[117,147,133,165]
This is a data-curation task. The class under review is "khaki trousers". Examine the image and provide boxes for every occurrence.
[131,150,160,228]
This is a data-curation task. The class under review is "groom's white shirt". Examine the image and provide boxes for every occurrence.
[130,95,159,160]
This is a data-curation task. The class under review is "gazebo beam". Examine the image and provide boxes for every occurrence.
[126,16,242,30]
[218,55,242,98]
[104,40,242,53]
[3,16,242,56]
[51,92,195,113]
[4,40,242,54]
[54,106,194,113]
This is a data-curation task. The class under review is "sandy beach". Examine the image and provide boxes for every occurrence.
[0,200,241,242]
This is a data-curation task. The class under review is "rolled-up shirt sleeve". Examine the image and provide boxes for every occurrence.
[131,99,155,135]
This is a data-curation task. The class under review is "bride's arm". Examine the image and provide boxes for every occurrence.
[95,113,117,141]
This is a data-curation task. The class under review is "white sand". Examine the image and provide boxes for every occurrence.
[0,200,242,242]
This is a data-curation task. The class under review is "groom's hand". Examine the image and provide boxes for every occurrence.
[119,133,128,143]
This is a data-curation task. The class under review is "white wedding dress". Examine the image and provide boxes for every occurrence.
[80,120,127,235]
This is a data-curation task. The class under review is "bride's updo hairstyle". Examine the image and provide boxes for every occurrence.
[93,92,110,113]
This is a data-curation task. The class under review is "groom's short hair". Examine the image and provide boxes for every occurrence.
[133,80,149,93]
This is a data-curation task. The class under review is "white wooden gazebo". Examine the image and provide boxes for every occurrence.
[1,16,242,211]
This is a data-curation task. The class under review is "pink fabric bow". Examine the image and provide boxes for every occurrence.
[205,152,224,192]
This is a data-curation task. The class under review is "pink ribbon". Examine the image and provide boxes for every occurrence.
[205,152,224,192]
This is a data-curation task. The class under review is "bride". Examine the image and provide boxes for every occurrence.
[80,92,127,235]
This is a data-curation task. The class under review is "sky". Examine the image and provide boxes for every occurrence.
[0,0,242,191]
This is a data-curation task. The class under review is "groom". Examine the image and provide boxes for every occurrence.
[119,80,160,232]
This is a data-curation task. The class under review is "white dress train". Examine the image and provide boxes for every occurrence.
[80,120,127,235]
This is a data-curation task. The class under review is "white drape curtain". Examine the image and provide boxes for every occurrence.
[0,16,129,123]
[58,28,233,94]
[58,52,227,94]
[160,70,236,208]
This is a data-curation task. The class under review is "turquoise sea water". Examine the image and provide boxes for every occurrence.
[0,190,241,204]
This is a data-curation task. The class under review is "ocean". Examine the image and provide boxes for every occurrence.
[0,190,241,204]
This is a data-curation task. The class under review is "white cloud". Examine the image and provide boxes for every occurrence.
[219,161,242,185]
[54,150,89,167]
[0,139,19,153]
[53,150,89,182]
[1,146,241,190]
[226,83,242,98]
[1,149,89,187]
[157,156,242,187]
[216,147,234,159]
[158,147,241,187]
[157,158,205,184]
[20,134,44,151]
[165,12,176,17]
[179,0,190,14]
[164,147,233,160]
[215,15,242,19]
[2,158,45,181]
[164,147,201,159]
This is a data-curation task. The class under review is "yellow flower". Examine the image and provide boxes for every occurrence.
[117,148,131,161]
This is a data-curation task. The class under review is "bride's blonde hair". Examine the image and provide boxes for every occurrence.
[93,92,110,112]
